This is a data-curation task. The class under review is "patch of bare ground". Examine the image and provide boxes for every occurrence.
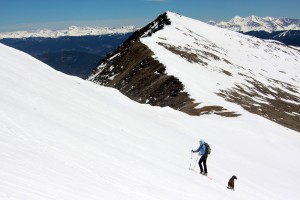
[218,76,300,132]
[157,42,208,65]
[222,69,232,76]
[157,42,224,66]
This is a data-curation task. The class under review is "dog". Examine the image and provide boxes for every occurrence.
[227,175,237,190]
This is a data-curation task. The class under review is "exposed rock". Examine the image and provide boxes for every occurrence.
[218,77,300,132]
[91,38,223,116]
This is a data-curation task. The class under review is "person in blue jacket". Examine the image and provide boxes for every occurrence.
[192,139,208,175]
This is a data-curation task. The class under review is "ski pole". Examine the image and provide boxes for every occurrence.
[192,154,200,170]
[189,151,193,170]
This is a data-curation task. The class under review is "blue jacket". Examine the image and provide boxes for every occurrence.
[193,140,206,155]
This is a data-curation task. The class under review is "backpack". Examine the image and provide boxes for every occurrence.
[205,143,211,155]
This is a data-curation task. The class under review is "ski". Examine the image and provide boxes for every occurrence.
[202,174,213,180]
[189,168,213,180]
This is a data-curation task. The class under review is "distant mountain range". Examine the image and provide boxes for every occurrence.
[243,30,300,47]
[0,26,139,39]
[208,15,300,32]
[0,26,137,78]
[0,34,133,78]
[208,15,300,47]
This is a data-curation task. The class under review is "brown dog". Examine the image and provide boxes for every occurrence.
[227,175,237,190]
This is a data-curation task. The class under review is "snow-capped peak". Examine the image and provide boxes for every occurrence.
[229,16,243,23]
[210,15,300,32]
[90,11,300,132]
[0,26,140,39]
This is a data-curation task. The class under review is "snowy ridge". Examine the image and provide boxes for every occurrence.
[140,12,300,131]
[1,39,300,199]
[91,11,300,131]
[0,25,139,39]
[208,15,300,32]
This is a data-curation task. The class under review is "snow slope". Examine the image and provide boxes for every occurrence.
[1,43,300,200]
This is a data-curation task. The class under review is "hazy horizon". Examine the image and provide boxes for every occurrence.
[1,0,299,32]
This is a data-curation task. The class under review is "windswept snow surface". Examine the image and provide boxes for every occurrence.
[0,43,300,200]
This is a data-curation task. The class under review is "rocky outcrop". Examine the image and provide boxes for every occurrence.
[90,37,202,115]
[218,77,300,132]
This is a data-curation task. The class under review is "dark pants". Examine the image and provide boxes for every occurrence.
[199,155,208,173]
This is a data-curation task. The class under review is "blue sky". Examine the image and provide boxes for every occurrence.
[1,0,299,32]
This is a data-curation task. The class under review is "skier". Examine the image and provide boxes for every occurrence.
[191,139,208,176]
